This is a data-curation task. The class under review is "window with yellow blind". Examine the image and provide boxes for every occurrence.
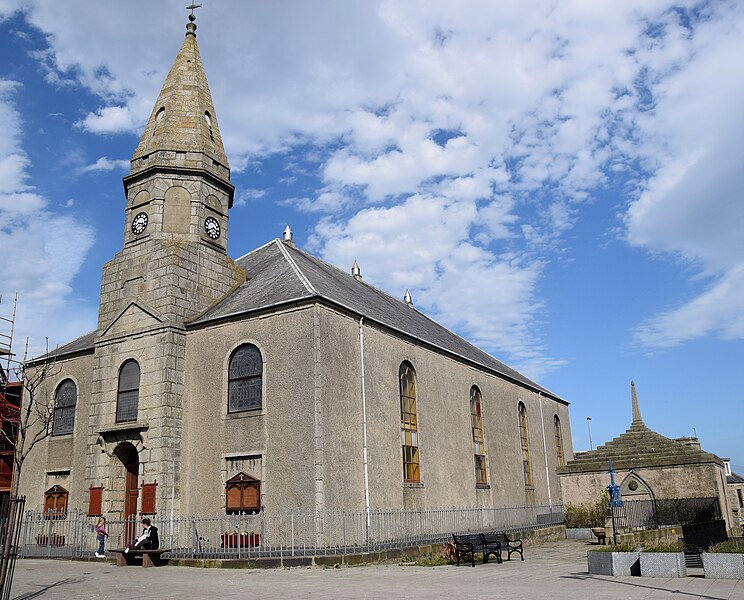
[554,415,565,467]
[399,362,420,482]
[470,386,488,485]
[225,472,261,514]
[518,402,533,489]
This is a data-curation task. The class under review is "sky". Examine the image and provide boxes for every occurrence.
[0,0,741,472]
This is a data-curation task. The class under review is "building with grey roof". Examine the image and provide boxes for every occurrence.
[20,12,571,524]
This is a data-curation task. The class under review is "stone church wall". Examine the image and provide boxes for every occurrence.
[18,352,94,512]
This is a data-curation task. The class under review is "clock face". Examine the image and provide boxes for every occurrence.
[204,216,221,240]
[131,212,148,235]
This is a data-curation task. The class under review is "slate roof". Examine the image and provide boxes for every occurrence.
[192,239,562,401]
[728,472,744,484]
[37,239,562,402]
[33,330,97,363]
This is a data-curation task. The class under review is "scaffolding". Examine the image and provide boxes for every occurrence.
[0,295,21,497]
[0,295,17,385]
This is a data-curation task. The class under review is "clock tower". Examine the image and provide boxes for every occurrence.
[87,12,244,519]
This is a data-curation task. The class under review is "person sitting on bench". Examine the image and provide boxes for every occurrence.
[124,518,159,553]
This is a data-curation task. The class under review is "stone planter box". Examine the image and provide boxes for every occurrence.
[566,528,593,540]
[587,551,640,576]
[639,552,686,577]
[702,553,744,579]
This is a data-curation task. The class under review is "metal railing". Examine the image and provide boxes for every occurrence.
[612,497,721,532]
[18,503,563,560]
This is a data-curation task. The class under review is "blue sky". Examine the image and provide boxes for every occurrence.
[0,1,742,472]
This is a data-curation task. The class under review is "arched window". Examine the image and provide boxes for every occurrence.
[399,362,419,482]
[518,402,532,488]
[116,360,140,423]
[554,415,565,466]
[228,344,263,413]
[152,106,164,136]
[470,386,487,485]
[52,379,77,436]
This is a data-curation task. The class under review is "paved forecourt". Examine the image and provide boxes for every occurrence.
[10,539,744,599]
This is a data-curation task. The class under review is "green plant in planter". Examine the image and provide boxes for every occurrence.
[564,490,610,528]
[593,542,637,553]
[706,540,744,553]
[641,540,684,553]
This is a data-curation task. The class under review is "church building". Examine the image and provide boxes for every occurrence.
[21,13,571,524]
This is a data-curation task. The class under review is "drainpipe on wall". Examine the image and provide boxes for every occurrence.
[358,317,371,533]
[538,391,552,506]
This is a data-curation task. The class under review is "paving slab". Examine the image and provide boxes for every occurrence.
[9,539,744,599]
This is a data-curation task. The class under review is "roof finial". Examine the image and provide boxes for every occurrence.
[186,3,201,36]
[282,225,294,246]
[631,380,644,425]
[351,261,362,281]
[404,289,413,307]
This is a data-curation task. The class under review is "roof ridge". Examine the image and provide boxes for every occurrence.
[275,240,318,296]
[233,238,277,263]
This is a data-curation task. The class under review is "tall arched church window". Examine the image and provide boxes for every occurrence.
[52,379,77,435]
[116,360,140,423]
[518,402,533,488]
[400,362,419,482]
[228,344,263,413]
[554,415,565,467]
[470,386,487,485]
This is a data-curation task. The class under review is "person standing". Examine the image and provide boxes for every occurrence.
[95,516,108,558]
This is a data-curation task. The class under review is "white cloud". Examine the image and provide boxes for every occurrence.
[79,156,130,174]
[4,0,744,369]
[626,3,744,347]
[0,79,96,356]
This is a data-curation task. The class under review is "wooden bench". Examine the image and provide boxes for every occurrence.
[491,532,524,561]
[112,548,170,568]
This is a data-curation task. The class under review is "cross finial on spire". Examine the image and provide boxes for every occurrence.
[185,3,201,35]
[187,3,202,19]
[631,380,644,424]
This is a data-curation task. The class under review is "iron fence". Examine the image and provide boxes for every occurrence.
[613,497,721,532]
[0,495,26,600]
[18,503,563,560]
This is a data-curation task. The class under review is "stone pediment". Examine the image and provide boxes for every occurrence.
[101,301,164,338]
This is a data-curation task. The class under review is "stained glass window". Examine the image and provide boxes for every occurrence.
[228,344,263,413]
[52,379,77,435]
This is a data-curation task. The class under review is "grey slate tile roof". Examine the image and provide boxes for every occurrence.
[34,330,97,362]
[192,239,561,401]
[728,472,744,484]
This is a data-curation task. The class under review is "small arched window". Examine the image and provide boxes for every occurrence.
[228,344,263,413]
[518,402,533,488]
[116,360,140,423]
[52,379,77,436]
[554,415,565,466]
[204,111,214,142]
[400,362,419,482]
[470,386,487,485]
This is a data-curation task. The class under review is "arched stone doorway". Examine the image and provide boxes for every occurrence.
[620,472,654,502]
[114,442,139,542]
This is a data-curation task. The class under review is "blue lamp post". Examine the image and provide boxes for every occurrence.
[607,462,623,544]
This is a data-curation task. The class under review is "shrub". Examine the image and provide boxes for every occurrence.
[706,539,744,553]
[641,540,684,553]
[593,542,637,553]
[564,490,609,528]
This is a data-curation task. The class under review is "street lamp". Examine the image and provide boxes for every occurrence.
[587,417,593,451]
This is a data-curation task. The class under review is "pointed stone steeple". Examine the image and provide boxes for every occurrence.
[631,380,644,425]
[127,12,232,204]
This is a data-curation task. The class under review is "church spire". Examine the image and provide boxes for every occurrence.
[128,7,231,202]
[631,380,644,425]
